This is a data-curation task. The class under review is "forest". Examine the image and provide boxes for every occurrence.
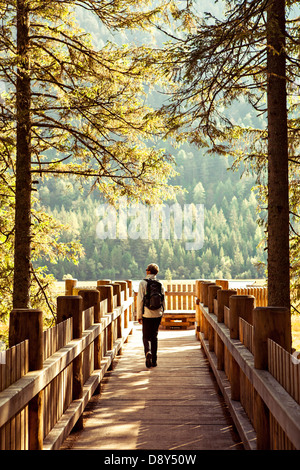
[1,2,300,453]
[33,1,268,284]
[36,147,267,282]
[0,0,299,322]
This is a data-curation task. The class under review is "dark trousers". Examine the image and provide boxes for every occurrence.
[142,316,161,362]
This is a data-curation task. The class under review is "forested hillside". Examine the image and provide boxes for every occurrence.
[32,1,265,283]
[36,145,267,281]
[30,1,267,283]
[29,2,266,280]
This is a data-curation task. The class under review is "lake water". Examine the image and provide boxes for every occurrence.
[56,279,265,295]
[131,279,264,292]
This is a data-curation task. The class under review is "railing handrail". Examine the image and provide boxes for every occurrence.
[2,277,297,451]
[0,301,131,427]
[0,280,134,450]
[196,279,300,450]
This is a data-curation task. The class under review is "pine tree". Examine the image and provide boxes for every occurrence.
[156,0,299,323]
[0,0,181,308]
[193,181,206,204]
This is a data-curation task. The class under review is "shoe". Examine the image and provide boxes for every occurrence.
[146,352,152,368]
[152,361,157,367]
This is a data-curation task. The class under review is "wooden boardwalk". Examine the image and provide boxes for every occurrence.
[60,324,243,451]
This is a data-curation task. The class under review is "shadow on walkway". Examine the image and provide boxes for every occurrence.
[60,324,243,450]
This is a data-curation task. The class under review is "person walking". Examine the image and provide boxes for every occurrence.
[137,263,165,368]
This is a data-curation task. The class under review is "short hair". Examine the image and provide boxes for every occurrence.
[146,263,159,275]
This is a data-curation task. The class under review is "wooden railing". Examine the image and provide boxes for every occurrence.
[0,279,134,450]
[163,280,196,311]
[195,279,300,450]
[162,280,195,329]
[2,276,299,450]
[132,280,196,329]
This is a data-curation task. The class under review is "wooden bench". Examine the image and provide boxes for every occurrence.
[161,310,195,329]
[160,287,196,329]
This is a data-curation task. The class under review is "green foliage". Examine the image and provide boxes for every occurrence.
[0,1,297,317]
[0,141,83,321]
[0,0,186,316]
[152,0,300,311]
[36,150,267,283]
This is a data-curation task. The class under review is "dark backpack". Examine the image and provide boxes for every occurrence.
[143,279,164,311]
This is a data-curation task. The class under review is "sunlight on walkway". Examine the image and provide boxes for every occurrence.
[61,324,243,450]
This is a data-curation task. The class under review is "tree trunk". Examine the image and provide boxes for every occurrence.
[266,0,291,348]
[13,0,32,308]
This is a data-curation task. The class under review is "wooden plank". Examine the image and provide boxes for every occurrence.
[200,303,300,449]
[162,322,190,329]
[163,310,195,315]
[43,373,100,450]
[5,345,12,449]
[178,283,182,310]
[239,318,253,353]
[0,303,132,428]
[163,315,195,320]
[43,324,133,450]
[0,342,29,450]
[0,311,133,447]
[172,283,177,310]
[183,284,187,310]
[268,339,300,406]
[188,284,192,310]
[224,306,230,328]
[60,328,243,451]
[164,291,195,296]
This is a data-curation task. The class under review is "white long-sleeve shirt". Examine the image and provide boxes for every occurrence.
[136,274,165,320]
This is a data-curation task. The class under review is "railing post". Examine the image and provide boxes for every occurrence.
[9,308,44,450]
[57,295,84,431]
[253,389,270,450]
[199,281,209,304]
[78,289,101,394]
[116,280,128,327]
[205,284,221,363]
[253,306,291,370]
[65,278,77,295]
[116,280,128,300]
[208,285,222,314]
[253,306,290,450]
[199,282,206,334]
[195,280,202,338]
[216,333,224,371]
[208,322,214,351]
[112,282,122,307]
[125,279,133,297]
[215,279,229,289]
[229,295,255,339]
[125,280,133,321]
[97,285,114,355]
[71,286,99,322]
[227,295,255,403]
[206,285,219,351]
[216,289,237,323]
[202,283,215,342]
[202,282,216,307]
[97,279,112,287]
[112,283,123,354]
[78,288,100,320]
[215,289,236,373]
[230,356,240,401]
[97,284,114,313]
